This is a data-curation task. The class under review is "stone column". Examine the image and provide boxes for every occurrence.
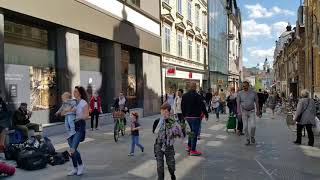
[56,28,80,96]
[100,41,122,112]
[0,9,5,98]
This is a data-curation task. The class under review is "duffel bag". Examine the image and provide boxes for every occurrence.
[17,149,47,170]
[4,144,22,161]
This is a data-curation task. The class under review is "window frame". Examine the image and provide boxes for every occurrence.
[177,33,183,57]
[163,25,171,53]
[196,43,200,61]
[187,1,192,22]
[188,38,193,59]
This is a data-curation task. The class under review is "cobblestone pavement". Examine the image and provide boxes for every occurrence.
[3,110,320,180]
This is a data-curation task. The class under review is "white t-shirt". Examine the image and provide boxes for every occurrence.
[76,99,88,120]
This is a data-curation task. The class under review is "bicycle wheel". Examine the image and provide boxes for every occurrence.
[114,120,120,142]
[120,118,125,136]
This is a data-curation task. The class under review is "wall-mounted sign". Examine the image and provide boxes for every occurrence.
[189,72,193,79]
[9,84,17,97]
[166,67,176,76]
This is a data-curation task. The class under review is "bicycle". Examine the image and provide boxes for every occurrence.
[112,110,126,142]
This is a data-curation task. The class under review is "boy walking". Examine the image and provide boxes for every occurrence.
[154,103,183,180]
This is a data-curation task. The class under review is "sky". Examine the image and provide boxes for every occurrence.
[239,0,301,68]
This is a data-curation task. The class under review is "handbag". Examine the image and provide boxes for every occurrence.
[296,99,310,122]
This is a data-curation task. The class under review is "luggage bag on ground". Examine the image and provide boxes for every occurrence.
[17,149,47,170]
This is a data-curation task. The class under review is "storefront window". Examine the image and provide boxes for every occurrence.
[79,39,101,98]
[4,20,57,111]
[165,78,200,93]
[121,50,137,99]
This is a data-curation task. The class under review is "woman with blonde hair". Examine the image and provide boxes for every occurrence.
[293,89,316,146]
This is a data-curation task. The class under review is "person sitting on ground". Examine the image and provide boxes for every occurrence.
[55,92,77,138]
[12,103,39,139]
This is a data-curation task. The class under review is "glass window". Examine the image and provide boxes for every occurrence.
[177,33,183,57]
[188,1,192,21]
[4,20,57,112]
[128,0,140,7]
[177,0,182,14]
[196,43,200,61]
[164,27,171,53]
[204,47,207,64]
[196,7,200,27]
[121,49,137,101]
[80,39,100,71]
[188,39,192,59]
[203,13,207,33]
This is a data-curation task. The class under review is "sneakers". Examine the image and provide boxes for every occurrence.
[77,164,84,176]
[245,139,250,146]
[128,153,134,156]
[190,150,202,156]
[68,168,78,176]
[251,137,256,144]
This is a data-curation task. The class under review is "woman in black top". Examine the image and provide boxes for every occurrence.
[128,112,144,156]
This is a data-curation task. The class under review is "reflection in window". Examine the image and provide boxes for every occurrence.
[121,50,136,99]
[4,20,57,111]
[80,39,100,72]
[188,1,192,22]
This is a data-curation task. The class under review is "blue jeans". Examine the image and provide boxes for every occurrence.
[186,118,201,151]
[65,114,76,137]
[67,120,86,168]
[130,135,144,153]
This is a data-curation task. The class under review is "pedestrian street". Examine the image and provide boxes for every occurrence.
[6,110,320,180]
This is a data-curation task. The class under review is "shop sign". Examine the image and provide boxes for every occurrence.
[163,57,204,70]
[189,72,192,79]
[166,67,176,76]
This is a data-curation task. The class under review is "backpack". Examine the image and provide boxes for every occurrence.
[17,149,47,170]
[39,137,55,155]
[4,144,22,161]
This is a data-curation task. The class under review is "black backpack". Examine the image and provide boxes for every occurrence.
[17,149,47,170]
[39,137,55,155]
[4,144,22,161]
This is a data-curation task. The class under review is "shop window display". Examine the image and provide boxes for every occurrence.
[121,49,137,107]
[4,20,57,112]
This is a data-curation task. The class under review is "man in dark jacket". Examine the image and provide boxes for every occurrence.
[181,82,208,156]
[12,103,39,138]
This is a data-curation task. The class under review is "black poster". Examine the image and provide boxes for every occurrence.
[9,84,17,97]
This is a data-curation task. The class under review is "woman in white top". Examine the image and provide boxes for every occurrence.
[67,86,89,176]
[174,90,183,123]
[212,91,221,120]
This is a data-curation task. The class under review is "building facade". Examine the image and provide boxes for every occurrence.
[304,0,320,97]
[0,0,162,124]
[226,0,242,91]
[160,0,208,94]
[208,0,228,92]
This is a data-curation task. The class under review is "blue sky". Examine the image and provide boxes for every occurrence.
[239,0,301,68]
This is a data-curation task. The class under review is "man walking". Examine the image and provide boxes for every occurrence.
[257,89,265,115]
[181,82,208,156]
[237,81,261,145]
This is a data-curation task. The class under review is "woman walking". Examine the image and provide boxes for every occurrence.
[212,92,221,121]
[267,92,277,118]
[293,89,316,147]
[89,92,102,130]
[174,90,183,123]
[67,86,89,176]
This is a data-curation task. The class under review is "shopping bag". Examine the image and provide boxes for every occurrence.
[313,117,320,136]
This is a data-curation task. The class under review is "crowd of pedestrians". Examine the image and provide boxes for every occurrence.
[1,78,319,179]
